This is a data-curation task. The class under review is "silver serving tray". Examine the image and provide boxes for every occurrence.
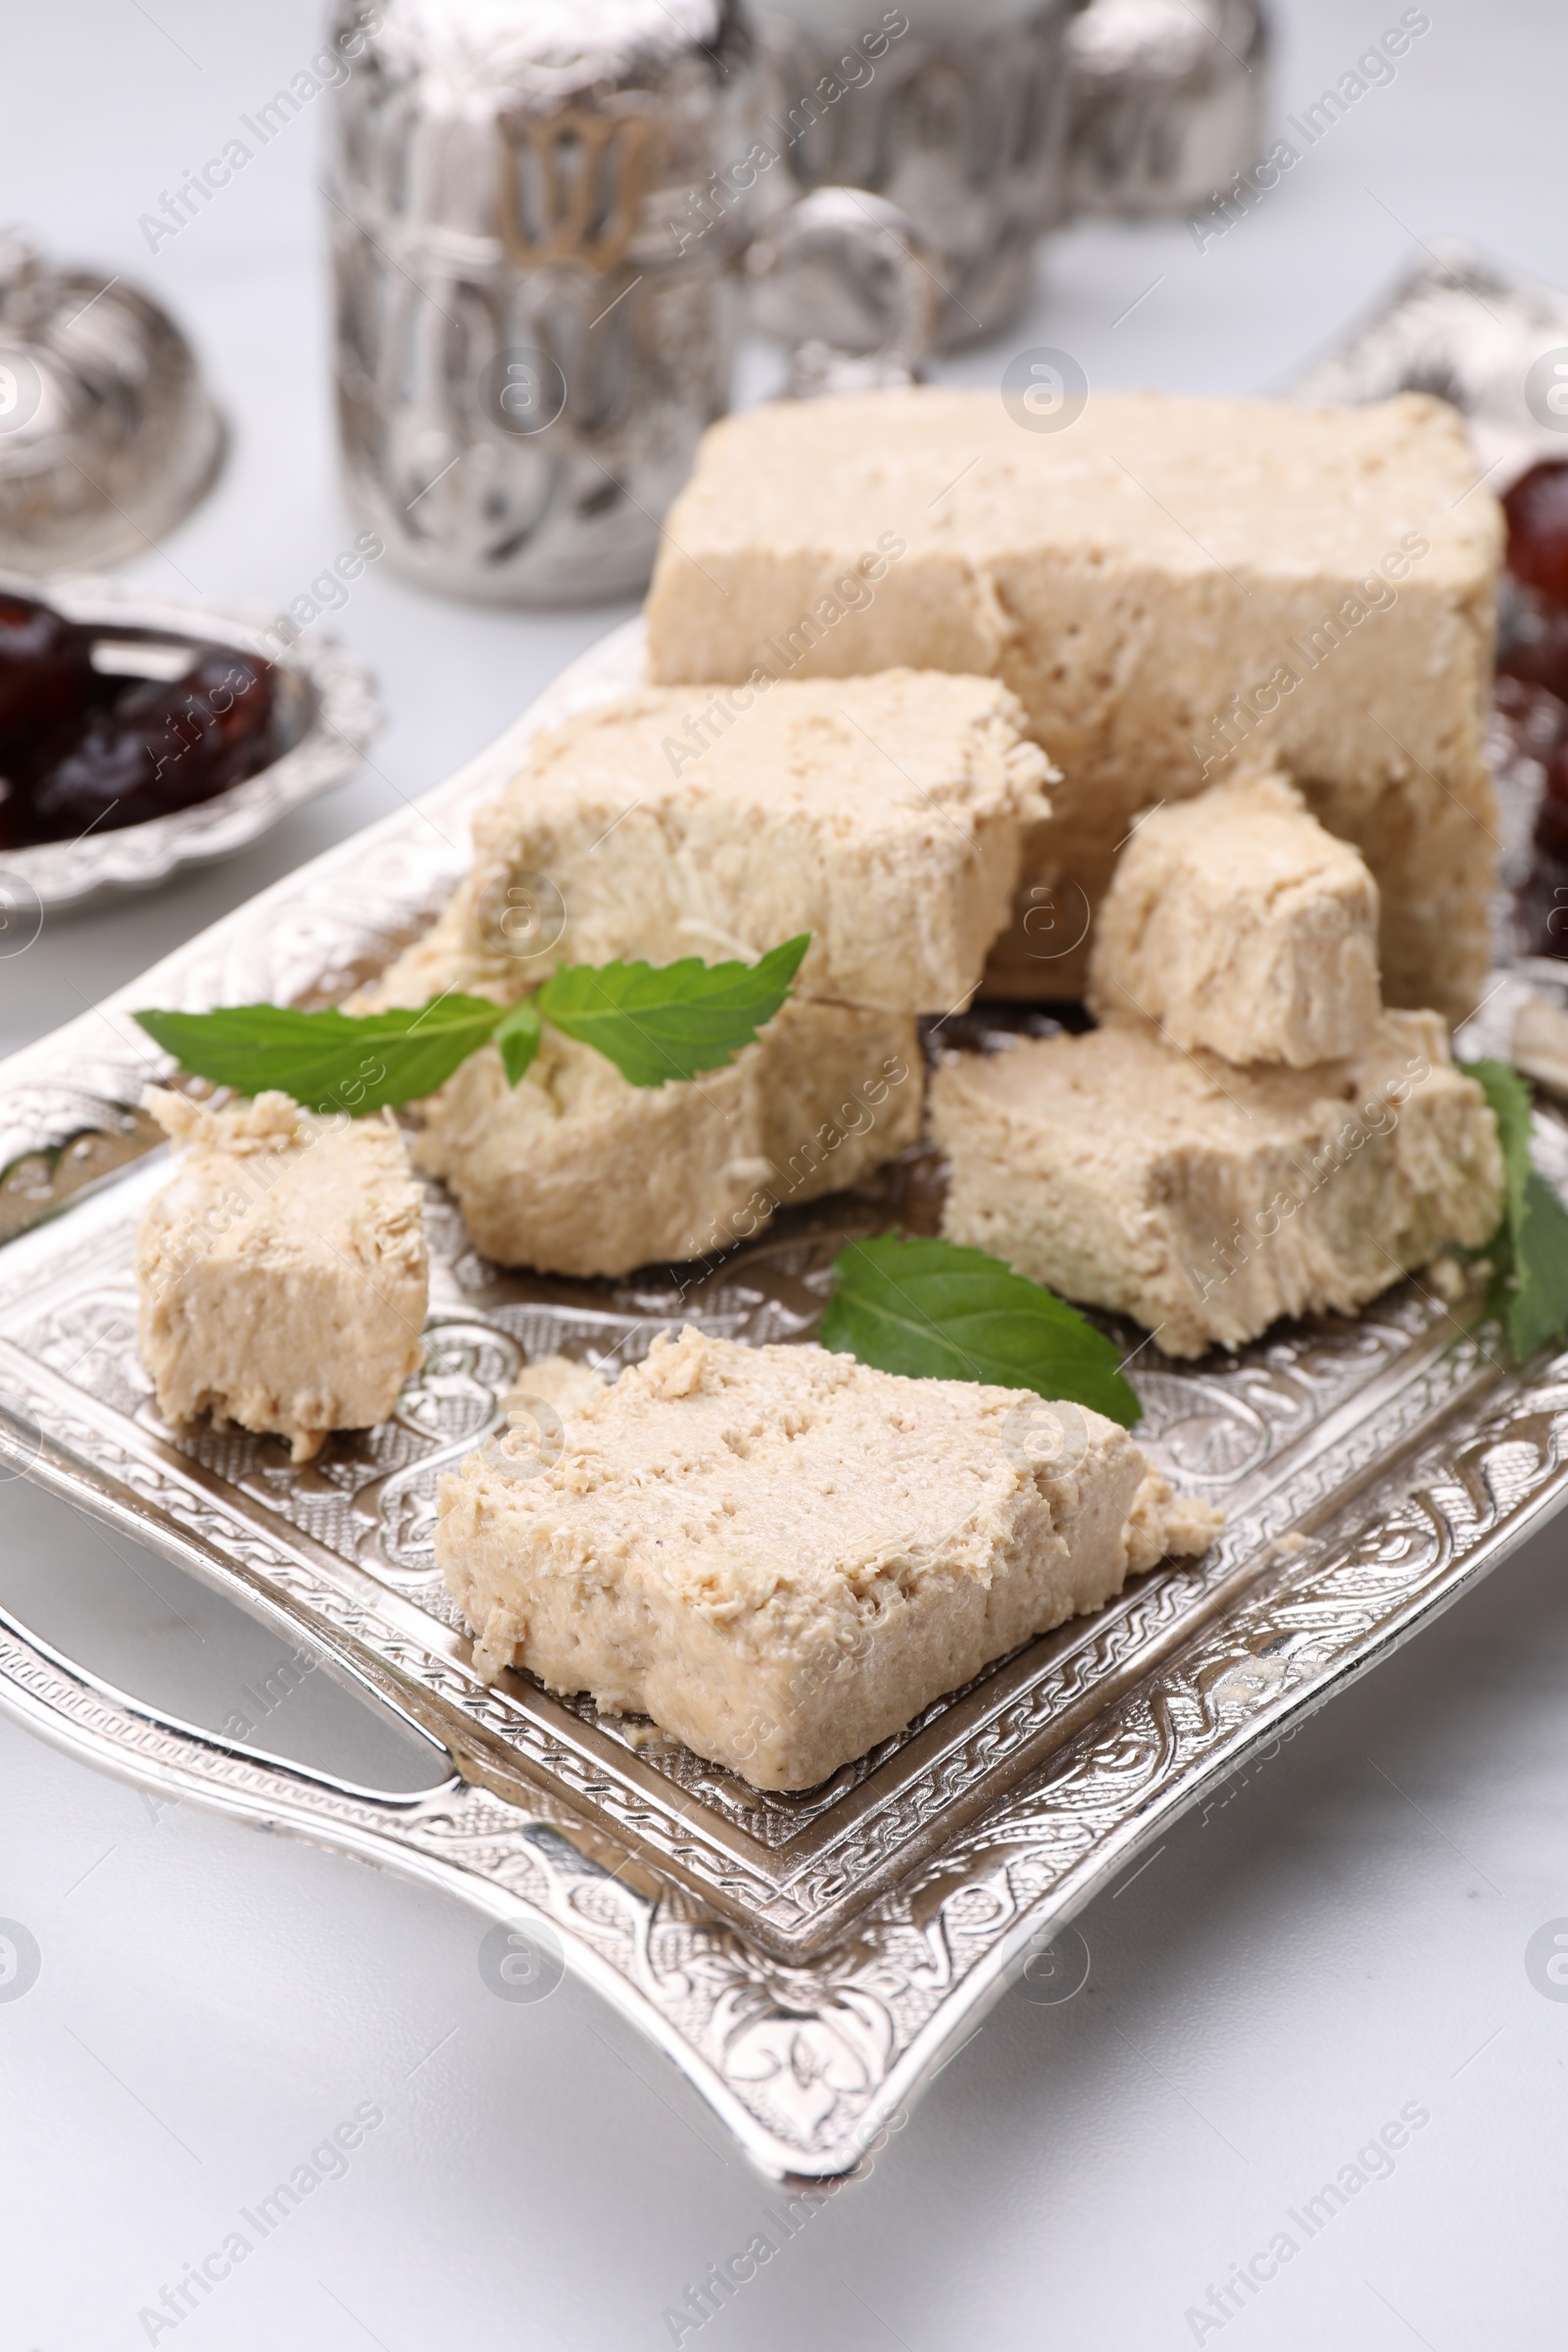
[2,617,1566,2183]
[0,574,379,911]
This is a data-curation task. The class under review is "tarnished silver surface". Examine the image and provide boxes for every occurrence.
[0,234,224,574]
[1,619,1566,2180]
[1290,242,1568,492]
[0,577,379,913]
[326,0,757,605]
[753,4,1082,350]
[1064,0,1268,218]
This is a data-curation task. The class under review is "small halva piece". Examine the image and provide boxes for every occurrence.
[135,1088,427,1462]
[930,1012,1504,1357]
[1087,772,1382,1066]
[363,929,923,1276]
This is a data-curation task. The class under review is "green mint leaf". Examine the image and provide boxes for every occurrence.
[1508,1170,1568,1358]
[819,1234,1141,1426]
[1462,1058,1533,1228]
[495,995,542,1088]
[536,933,811,1088]
[1459,1057,1568,1359]
[132,934,811,1112]
[133,997,506,1115]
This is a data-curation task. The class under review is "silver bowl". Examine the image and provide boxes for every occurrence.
[0,576,380,915]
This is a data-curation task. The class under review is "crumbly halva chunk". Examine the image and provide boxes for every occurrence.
[504,1354,613,1419]
[645,388,1501,1018]
[1087,772,1382,1065]
[435,1326,1220,1789]
[402,994,922,1277]
[930,1012,1504,1357]
[135,1089,427,1462]
[418,670,1054,1014]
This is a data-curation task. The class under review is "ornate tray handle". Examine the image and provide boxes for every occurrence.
[0,1549,894,2180]
[0,1401,861,2180]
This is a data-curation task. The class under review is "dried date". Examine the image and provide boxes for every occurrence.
[0,605,278,850]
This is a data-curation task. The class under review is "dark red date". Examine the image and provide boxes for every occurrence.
[0,594,278,850]
[1497,466,1568,702]
[1491,675,1568,956]
[0,592,96,748]
[1495,577,1568,703]
[1503,459,1568,607]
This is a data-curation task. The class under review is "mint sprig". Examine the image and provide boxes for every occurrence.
[1460,1057,1568,1359]
[132,997,506,1116]
[538,934,809,1087]
[820,1234,1141,1425]
[134,934,811,1112]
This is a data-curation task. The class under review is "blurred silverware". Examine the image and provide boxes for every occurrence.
[0,577,377,913]
[1290,241,1568,492]
[753,2,1082,349]
[746,186,944,394]
[0,233,224,575]
[326,0,759,607]
[1063,0,1268,218]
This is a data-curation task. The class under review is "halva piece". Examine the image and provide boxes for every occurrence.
[644,388,1501,1018]
[504,1354,613,1418]
[135,1089,428,1462]
[422,670,1054,1014]
[435,1326,1220,1789]
[1511,993,1568,1101]
[362,911,923,1277]
[930,1013,1504,1357]
[1086,772,1382,1065]
[405,996,922,1277]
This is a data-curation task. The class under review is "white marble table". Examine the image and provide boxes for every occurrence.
[4,2,1567,2344]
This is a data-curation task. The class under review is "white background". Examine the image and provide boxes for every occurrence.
[3,2,1568,2345]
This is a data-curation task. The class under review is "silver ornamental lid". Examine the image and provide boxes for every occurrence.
[0,233,224,574]
[335,0,754,276]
